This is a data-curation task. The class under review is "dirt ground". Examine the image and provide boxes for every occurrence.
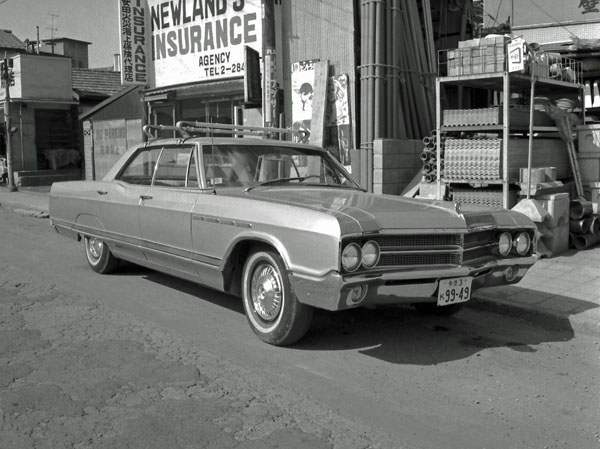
[0,261,398,449]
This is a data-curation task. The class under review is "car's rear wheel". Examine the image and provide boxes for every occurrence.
[413,302,464,316]
[84,236,119,274]
[242,248,313,346]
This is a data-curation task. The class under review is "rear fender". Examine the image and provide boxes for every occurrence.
[75,214,106,234]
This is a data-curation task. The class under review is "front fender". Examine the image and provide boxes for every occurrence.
[222,229,340,278]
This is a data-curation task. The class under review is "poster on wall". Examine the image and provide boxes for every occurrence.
[93,118,142,180]
[325,74,352,165]
[291,59,319,143]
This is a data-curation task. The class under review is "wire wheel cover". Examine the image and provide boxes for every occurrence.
[250,263,283,321]
[87,237,103,260]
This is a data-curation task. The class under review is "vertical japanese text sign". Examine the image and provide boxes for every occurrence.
[119,0,150,85]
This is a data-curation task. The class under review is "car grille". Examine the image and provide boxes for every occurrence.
[361,231,496,271]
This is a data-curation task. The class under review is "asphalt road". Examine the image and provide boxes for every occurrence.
[1,206,599,449]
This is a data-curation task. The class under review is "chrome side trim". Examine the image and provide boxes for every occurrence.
[192,213,253,229]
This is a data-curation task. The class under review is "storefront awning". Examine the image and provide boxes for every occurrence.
[6,98,79,105]
[144,78,244,102]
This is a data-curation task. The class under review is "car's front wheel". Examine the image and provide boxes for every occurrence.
[84,236,119,274]
[242,248,313,346]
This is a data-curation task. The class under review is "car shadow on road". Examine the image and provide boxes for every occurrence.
[112,262,245,314]
[294,293,594,365]
[111,263,595,365]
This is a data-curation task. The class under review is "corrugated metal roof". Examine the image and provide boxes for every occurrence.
[0,29,25,50]
[72,68,126,98]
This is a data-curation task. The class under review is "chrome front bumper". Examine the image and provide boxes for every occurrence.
[289,255,538,311]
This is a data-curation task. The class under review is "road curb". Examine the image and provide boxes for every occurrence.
[1,203,49,218]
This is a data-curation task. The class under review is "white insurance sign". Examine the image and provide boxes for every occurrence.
[120,0,262,87]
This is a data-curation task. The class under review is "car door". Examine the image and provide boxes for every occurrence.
[92,146,163,261]
[138,144,201,275]
[190,144,253,288]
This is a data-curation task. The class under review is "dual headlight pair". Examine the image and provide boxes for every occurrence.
[498,231,532,256]
[341,241,380,272]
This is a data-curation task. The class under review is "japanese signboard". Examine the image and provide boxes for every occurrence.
[507,38,526,73]
[119,0,150,85]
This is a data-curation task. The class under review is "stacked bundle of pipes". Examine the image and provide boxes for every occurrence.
[360,0,437,153]
[444,138,502,181]
[569,198,600,250]
[421,132,444,183]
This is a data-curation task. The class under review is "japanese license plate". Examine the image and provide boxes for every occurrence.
[437,277,473,306]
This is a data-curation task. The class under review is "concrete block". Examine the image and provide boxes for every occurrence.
[535,192,570,227]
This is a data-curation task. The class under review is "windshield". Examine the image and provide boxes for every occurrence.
[201,144,359,190]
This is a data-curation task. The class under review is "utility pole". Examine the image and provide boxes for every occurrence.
[262,0,278,128]
[1,53,17,191]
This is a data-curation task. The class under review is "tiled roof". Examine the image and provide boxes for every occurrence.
[0,29,25,50]
[72,68,127,99]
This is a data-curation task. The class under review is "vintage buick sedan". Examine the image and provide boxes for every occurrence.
[50,123,538,346]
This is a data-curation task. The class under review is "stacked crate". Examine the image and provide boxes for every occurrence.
[443,138,502,181]
[446,36,507,77]
[451,187,512,209]
[442,105,554,128]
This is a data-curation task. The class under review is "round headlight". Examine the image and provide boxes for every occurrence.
[498,232,512,256]
[361,241,380,268]
[342,243,361,272]
[514,232,531,256]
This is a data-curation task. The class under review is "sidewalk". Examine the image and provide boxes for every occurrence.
[1,184,599,334]
[0,185,51,218]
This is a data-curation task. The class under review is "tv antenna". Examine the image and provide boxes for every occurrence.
[47,13,59,54]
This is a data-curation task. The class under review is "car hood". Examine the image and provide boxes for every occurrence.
[240,188,533,234]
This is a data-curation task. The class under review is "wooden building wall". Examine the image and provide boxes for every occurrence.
[280,0,357,147]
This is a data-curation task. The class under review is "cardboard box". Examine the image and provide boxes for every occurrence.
[583,182,600,214]
[577,124,600,155]
[448,66,463,76]
[577,155,600,184]
[520,168,550,185]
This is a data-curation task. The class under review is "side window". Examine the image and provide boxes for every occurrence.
[203,146,236,187]
[153,146,194,187]
[187,150,199,187]
[117,147,162,185]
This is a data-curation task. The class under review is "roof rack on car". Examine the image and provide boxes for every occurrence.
[143,124,190,140]
[176,121,308,140]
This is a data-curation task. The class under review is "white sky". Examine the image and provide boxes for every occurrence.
[0,0,120,68]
